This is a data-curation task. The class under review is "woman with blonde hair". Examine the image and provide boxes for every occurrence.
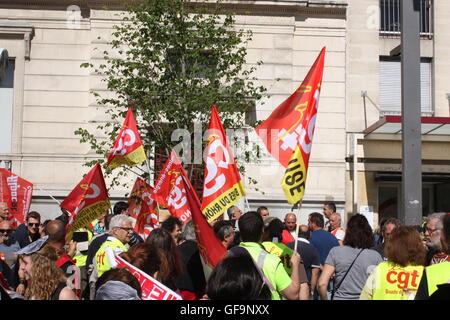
[19,244,78,300]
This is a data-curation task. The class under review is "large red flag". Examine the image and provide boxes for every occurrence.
[60,163,110,240]
[0,169,33,228]
[255,48,325,204]
[106,108,147,169]
[151,151,192,223]
[201,106,245,223]
[255,47,325,168]
[128,177,159,239]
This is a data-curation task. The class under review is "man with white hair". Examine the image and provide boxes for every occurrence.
[425,212,447,265]
[329,213,345,245]
[94,214,133,278]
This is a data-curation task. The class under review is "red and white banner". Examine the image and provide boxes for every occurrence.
[128,177,159,239]
[0,169,33,228]
[106,247,182,300]
[151,151,191,223]
[201,105,245,223]
[60,163,110,240]
[106,108,147,169]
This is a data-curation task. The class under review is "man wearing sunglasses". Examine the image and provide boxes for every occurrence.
[11,211,41,249]
[0,220,20,267]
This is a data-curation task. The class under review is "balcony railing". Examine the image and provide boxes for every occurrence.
[380,0,433,38]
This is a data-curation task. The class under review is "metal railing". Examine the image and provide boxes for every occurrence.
[380,0,433,38]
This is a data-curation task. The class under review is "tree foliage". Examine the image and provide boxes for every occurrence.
[76,0,267,189]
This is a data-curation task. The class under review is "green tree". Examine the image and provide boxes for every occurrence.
[77,0,267,189]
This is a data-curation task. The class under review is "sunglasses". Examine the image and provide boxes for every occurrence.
[28,223,40,227]
[0,229,12,233]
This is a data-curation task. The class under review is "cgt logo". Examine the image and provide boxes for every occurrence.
[386,269,421,290]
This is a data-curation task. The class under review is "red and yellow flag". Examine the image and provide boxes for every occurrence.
[255,48,326,204]
[106,108,147,169]
[128,177,159,239]
[201,105,245,223]
[60,163,110,239]
[0,169,33,229]
[151,151,192,223]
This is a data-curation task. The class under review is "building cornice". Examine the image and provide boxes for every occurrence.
[0,0,347,17]
[0,23,34,59]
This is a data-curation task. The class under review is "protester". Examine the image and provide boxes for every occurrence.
[113,201,143,246]
[0,220,20,267]
[319,214,382,300]
[145,228,184,291]
[92,212,107,235]
[71,225,93,295]
[322,202,336,231]
[229,211,301,300]
[257,206,270,220]
[329,213,345,245]
[308,212,339,266]
[38,220,50,238]
[360,225,426,300]
[94,268,142,300]
[161,216,183,245]
[16,238,78,300]
[424,212,447,265]
[95,214,133,278]
[371,217,401,259]
[261,217,310,300]
[287,225,321,298]
[0,202,10,222]
[213,220,236,249]
[12,211,41,248]
[44,220,77,278]
[226,205,242,232]
[175,220,206,300]
[415,213,450,300]
[283,213,297,241]
[205,255,272,300]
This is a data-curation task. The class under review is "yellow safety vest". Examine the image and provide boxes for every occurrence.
[95,237,127,277]
[73,227,94,267]
[426,261,450,296]
[372,261,424,300]
[262,241,294,275]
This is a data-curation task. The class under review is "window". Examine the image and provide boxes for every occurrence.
[380,0,433,38]
[379,57,432,116]
[0,52,14,154]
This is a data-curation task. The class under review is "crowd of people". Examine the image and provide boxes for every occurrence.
[0,200,449,300]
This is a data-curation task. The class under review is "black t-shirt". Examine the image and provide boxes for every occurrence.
[174,240,206,293]
[286,239,321,283]
[11,224,40,249]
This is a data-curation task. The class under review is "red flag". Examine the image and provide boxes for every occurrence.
[60,163,110,239]
[106,108,147,169]
[151,151,192,223]
[128,177,159,239]
[255,47,326,169]
[0,169,33,228]
[201,106,245,223]
[153,151,227,268]
[106,247,182,300]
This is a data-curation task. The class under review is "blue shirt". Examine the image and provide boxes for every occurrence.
[310,229,340,265]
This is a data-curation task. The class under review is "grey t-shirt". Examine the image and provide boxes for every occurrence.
[325,246,383,300]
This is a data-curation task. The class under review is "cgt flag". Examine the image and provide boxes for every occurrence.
[201,105,245,223]
[151,151,191,223]
[106,108,147,169]
[0,169,33,229]
[128,177,159,240]
[180,163,227,268]
[255,48,325,204]
[60,163,111,240]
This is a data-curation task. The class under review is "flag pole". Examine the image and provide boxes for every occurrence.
[293,200,303,253]
[36,185,61,206]
[244,197,251,212]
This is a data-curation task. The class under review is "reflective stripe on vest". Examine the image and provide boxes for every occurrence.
[372,262,424,300]
[95,238,127,277]
[426,261,450,296]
